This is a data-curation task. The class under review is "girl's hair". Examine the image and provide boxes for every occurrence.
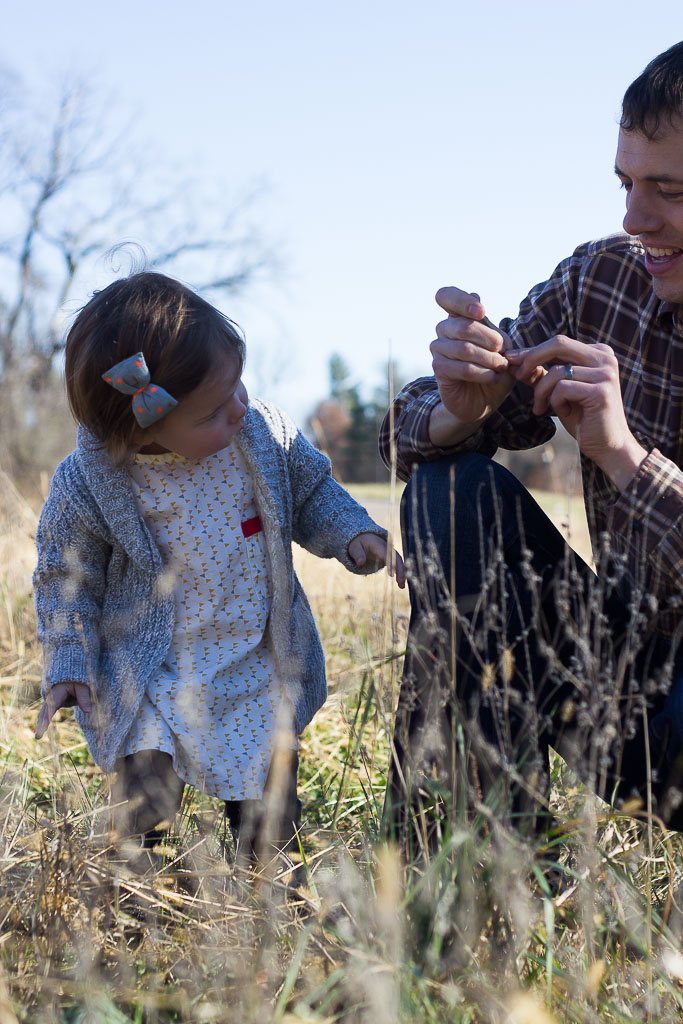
[65,272,246,463]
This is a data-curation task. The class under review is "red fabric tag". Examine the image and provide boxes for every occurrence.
[241,515,263,538]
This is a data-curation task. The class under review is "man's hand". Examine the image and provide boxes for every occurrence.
[35,682,92,740]
[348,533,406,588]
[429,287,515,430]
[507,337,648,490]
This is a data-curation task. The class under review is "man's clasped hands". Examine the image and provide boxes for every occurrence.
[430,287,648,493]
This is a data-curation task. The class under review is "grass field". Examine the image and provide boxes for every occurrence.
[1,475,682,1023]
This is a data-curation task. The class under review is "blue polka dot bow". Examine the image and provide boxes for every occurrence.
[102,352,178,428]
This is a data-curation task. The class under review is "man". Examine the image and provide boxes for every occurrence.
[381,42,683,844]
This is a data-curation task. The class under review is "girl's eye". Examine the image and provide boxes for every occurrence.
[201,410,221,424]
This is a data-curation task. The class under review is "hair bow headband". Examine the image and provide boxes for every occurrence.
[102,352,178,429]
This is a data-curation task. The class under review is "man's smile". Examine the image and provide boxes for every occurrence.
[645,245,682,258]
[642,242,683,278]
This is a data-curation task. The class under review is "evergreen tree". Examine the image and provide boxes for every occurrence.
[308,355,405,482]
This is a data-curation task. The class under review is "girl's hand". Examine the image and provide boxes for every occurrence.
[35,682,92,740]
[348,533,406,588]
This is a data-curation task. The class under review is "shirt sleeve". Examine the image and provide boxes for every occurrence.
[609,448,683,619]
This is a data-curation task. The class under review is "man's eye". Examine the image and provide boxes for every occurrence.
[660,190,683,200]
[619,180,632,192]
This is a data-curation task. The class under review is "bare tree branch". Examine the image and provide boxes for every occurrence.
[0,66,276,480]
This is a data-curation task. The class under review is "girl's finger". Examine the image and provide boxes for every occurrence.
[347,536,366,565]
[35,704,50,740]
[76,684,92,713]
[393,551,406,588]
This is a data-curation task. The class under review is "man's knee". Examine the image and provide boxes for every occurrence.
[401,453,523,555]
[403,452,493,501]
[402,453,523,518]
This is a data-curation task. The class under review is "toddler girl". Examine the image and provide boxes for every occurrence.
[33,272,403,858]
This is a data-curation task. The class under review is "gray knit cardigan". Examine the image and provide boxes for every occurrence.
[34,399,387,772]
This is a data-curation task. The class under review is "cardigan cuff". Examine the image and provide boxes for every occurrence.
[42,644,90,695]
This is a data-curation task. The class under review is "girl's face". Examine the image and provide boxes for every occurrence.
[138,354,248,459]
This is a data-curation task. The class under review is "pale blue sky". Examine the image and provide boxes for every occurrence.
[3,2,681,421]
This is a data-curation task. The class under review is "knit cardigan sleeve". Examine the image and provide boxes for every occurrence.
[33,464,110,694]
[255,401,388,573]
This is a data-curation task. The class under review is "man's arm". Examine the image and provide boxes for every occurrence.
[507,335,682,613]
[381,240,636,481]
[611,449,683,619]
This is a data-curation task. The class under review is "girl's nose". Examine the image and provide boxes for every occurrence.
[228,388,248,422]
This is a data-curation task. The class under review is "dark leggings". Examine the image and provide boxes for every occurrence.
[112,746,302,858]
[386,453,683,842]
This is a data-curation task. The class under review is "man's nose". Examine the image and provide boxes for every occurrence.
[622,187,662,237]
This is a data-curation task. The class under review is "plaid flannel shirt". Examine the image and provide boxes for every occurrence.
[379,234,683,635]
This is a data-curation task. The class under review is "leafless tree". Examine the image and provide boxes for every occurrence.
[0,71,275,485]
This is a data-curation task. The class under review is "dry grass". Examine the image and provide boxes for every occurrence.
[1,476,683,1022]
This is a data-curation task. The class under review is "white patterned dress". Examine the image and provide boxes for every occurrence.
[123,443,282,800]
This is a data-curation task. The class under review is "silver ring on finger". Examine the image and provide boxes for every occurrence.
[563,364,574,379]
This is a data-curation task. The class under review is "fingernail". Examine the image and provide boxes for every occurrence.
[467,303,482,317]
[506,349,522,361]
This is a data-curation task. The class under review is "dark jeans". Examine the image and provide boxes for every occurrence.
[112,746,302,860]
[385,453,683,843]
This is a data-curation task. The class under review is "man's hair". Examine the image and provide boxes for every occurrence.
[621,41,683,139]
[65,272,246,463]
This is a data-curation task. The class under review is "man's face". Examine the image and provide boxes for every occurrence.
[616,118,683,303]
